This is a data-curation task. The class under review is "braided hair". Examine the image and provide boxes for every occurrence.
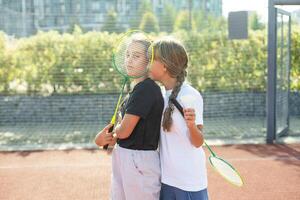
[152,37,188,132]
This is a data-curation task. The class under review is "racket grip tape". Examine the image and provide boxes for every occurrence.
[103,125,114,150]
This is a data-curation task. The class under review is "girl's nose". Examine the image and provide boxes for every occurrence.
[126,56,133,64]
[127,59,133,66]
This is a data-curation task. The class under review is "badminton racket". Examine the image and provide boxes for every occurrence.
[102,30,154,149]
[170,98,244,187]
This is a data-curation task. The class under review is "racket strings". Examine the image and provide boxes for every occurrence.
[113,33,152,79]
[210,156,244,187]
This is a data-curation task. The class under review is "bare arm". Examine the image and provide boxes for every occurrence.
[184,108,204,148]
[187,124,204,148]
[115,113,140,139]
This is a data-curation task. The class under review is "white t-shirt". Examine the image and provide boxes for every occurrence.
[159,82,208,191]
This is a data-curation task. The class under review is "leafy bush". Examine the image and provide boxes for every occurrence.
[1,31,122,94]
[173,11,194,32]
[291,26,300,91]
[0,28,299,95]
[0,32,20,94]
[139,11,160,33]
[181,30,267,92]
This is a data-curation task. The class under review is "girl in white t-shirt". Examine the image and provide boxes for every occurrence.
[149,36,209,200]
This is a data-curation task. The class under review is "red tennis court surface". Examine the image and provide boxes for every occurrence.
[1,143,300,200]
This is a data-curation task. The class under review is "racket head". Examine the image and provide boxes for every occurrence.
[209,155,244,187]
[112,30,154,79]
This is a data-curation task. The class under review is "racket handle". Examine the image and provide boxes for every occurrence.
[103,125,114,150]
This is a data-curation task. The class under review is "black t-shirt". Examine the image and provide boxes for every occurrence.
[117,78,164,150]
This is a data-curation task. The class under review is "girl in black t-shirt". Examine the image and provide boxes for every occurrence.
[95,35,164,200]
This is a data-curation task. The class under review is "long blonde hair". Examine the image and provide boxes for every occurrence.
[152,37,188,131]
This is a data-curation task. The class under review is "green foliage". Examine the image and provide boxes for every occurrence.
[291,26,300,91]
[193,11,207,32]
[178,30,267,92]
[1,27,300,95]
[102,9,123,33]
[0,33,4,68]
[194,11,227,33]
[129,0,153,29]
[139,11,160,33]
[0,32,20,94]
[0,32,4,52]
[0,32,8,93]
[0,31,123,95]
[249,12,265,30]
[174,11,195,31]
[68,23,84,34]
[158,3,176,33]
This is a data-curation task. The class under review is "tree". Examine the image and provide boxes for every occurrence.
[249,12,265,30]
[72,24,83,35]
[0,32,8,93]
[158,3,176,32]
[102,9,122,33]
[139,11,159,33]
[193,10,206,32]
[130,0,152,29]
[174,11,195,31]
[68,15,84,34]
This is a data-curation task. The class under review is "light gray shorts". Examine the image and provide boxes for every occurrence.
[111,145,161,200]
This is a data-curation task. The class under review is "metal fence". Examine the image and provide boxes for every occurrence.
[0,0,299,150]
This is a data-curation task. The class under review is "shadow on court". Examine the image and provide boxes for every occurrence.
[0,143,299,200]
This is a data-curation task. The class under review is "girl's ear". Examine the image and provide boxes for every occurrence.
[163,65,167,72]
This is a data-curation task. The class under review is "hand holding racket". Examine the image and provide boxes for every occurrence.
[170,98,244,187]
[96,30,154,150]
[94,124,114,147]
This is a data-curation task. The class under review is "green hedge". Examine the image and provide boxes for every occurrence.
[0,31,121,94]
[181,30,267,92]
[0,28,299,95]
[291,26,300,92]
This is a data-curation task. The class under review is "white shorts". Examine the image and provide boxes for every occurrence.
[111,145,161,200]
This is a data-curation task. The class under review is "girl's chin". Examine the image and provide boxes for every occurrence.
[126,71,135,76]
[148,74,157,81]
